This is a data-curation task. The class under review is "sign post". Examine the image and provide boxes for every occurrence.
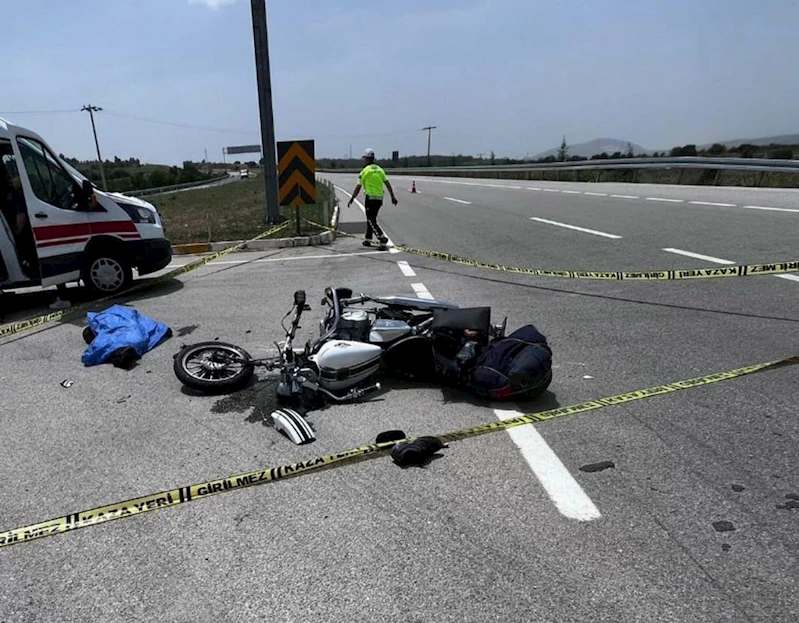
[277,140,315,236]
[250,0,280,224]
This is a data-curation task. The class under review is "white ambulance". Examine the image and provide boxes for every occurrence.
[0,117,171,296]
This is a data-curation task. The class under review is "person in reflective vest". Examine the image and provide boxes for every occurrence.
[347,148,398,248]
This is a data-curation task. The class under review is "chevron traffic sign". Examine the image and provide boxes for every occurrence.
[277,140,315,207]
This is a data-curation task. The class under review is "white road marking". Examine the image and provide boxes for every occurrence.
[689,201,736,207]
[531,217,622,239]
[400,272,600,521]
[397,261,416,277]
[776,274,799,282]
[494,408,602,522]
[561,190,581,194]
[168,249,387,268]
[333,184,400,252]
[444,196,472,204]
[742,205,799,213]
[366,177,799,215]
[410,283,434,300]
[662,248,735,264]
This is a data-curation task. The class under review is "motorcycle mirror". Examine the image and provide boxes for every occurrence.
[294,290,307,307]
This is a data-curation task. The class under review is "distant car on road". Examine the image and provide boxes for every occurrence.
[240,169,249,178]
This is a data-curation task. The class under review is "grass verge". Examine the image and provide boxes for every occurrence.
[151,177,333,245]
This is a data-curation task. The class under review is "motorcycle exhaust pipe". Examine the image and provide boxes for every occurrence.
[313,383,382,402]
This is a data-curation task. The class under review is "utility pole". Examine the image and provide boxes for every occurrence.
[422,125,436,167]
[81,104,107,191]
[250,0,280,224]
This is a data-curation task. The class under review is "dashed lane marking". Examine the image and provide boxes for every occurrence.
[741,205,799,213]
[662,248,736,264]
[531,217,622,239]
[410,283,434,300]
[495,408,602,522]
[397,261,416,277]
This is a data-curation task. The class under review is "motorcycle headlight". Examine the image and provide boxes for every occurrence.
[117,202,157,224]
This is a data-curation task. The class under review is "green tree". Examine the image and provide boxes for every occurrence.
[707,143,727,155]
[148,169,171,188]
[735,143,757,158]
[557,136,569,162]
[768,147,793,159]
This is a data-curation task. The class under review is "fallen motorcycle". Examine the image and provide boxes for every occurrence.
[173,287,552,443]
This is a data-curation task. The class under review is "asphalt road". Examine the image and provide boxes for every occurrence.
[1,175,797,622]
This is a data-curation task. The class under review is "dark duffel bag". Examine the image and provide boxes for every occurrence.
[469,325,552,400]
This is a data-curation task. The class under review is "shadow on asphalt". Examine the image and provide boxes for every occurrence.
[1,278,185,327]
[338,222,367,235]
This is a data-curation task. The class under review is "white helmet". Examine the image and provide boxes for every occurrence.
[363,148,375,158]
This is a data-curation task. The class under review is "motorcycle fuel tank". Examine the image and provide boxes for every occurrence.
[369,319,412,344]
[310,340,382,391]
[338,310,370,342]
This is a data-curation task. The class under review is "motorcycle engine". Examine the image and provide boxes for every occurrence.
[337,310,370,342]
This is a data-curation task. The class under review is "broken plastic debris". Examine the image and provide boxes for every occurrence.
[712,521,735,533]
[579,461,615,473]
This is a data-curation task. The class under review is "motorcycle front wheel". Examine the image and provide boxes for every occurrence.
[174,342,255,393]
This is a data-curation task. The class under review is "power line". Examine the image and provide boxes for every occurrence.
[0,109,80,115]
[101,110,255,135]
[310,128,422,139]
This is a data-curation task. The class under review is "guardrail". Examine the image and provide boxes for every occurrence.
[318,156,799,187]
[126,174,231,198]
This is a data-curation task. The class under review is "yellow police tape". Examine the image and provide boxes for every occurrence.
[303,219,799,281]
[0,222,290,341]
[2,353,795,548]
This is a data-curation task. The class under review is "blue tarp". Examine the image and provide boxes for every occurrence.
[82,305,171,367]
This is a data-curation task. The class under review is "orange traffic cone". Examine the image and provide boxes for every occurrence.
[410,181,418,194]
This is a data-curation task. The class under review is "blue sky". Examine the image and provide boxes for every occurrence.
[1,0,797,164]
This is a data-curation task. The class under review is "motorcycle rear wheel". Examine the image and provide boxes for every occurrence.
[174,342,255,393]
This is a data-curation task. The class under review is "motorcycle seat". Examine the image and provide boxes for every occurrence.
[431,307,491,334]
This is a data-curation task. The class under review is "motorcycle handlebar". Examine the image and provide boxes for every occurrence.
[341,295,370,306]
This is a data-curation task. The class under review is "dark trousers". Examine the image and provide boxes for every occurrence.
[364,197,386,241]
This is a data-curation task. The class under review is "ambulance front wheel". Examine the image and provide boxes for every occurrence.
[83,252,133,296]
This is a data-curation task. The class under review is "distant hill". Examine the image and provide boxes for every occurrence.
[701,134,799,149]
[535,138,648,159]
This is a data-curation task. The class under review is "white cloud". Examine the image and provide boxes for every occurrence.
[188,0,238,9]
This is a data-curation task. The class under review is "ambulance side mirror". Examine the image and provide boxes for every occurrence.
[80,180,99,211]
